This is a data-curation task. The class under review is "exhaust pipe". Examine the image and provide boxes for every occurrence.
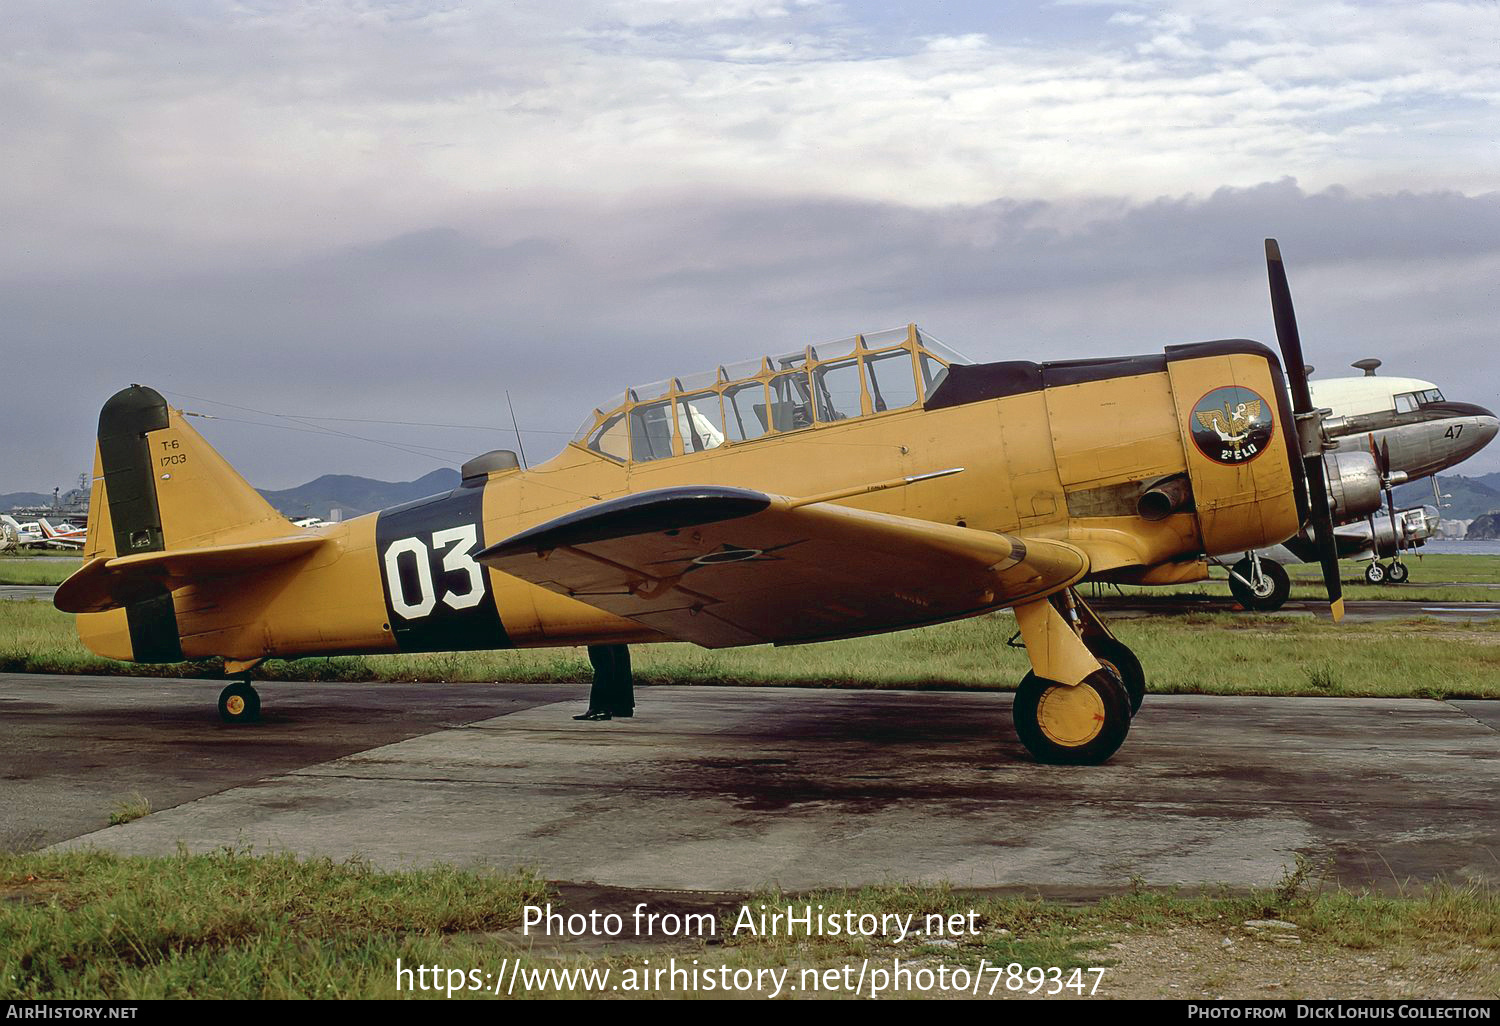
[1138,474,1193,521]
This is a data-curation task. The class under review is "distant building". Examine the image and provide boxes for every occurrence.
[1436,519,1472,539]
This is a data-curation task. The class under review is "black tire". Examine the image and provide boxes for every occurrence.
[218,682,261,724]
[1013,669,1132,765]
[1364,562,1386,585]
[1228,557,1291,611]
[1086,636,1144,715]
[1386,561,1409,583]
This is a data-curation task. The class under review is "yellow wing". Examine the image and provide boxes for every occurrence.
[1242,399,1262,422]
[479,486,1090,648]
[1196,409,1227,433]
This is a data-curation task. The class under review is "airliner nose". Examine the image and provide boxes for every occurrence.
[1473,408,1499,453]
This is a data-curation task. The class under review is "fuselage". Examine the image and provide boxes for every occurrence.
[75,331,1306,665]
[1310,375,1497,484]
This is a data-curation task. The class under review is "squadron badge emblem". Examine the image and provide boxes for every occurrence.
[1190,385,1274,465]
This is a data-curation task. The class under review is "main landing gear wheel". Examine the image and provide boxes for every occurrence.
[1013,668,1132,766]
[1386,561,1409,584]
[218,681,261,724]
[1084,637,1145,715]
[1364,562,1386,585]
[1228,557,1291,612]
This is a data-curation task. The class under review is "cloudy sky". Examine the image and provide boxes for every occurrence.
[4,0,1498,494]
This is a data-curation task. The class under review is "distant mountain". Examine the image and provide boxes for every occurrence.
[257,469,461,519]
[1393,473,1500,521]
[0,491,54,511]
[1467,513,1500,540]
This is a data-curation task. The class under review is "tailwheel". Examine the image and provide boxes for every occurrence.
[1386,560,1409,583]
[1013,668,1132,766]
[218,681,261,724]
[1084,636,1145,715]
[1364,562,1386,585]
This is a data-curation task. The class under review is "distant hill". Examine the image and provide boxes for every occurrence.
[0,491,54,511]
[257,469,461,519]
[1471,471,1500,493]
[1393,473,1500,521]
[1467,513,1500,540]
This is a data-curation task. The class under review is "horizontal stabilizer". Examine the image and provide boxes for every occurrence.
[55,534,330,613]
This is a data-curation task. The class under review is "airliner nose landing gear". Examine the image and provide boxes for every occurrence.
[1010,588,1140,764]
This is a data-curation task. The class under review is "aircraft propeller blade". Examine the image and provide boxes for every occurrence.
[1380,437,1401,558]
[1266,238,1344,621]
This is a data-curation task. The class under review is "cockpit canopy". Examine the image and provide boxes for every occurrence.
[571,325,970,464]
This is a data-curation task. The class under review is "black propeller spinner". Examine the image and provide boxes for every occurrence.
[1265,239,1345,622]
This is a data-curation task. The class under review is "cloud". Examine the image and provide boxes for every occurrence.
[6,180,1498,489]
[2,2,1497,489]
[1,1,1496,279]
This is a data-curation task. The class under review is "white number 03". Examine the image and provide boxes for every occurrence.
[383,525,485,619]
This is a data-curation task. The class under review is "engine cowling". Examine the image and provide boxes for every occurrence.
[1333,505,1439,558]
[1321,451,1382,522]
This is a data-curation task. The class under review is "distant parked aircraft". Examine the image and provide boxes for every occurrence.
[0,515,43,550]
[1222,360,1496,609]
[36,518,87,550]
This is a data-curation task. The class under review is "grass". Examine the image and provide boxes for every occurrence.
[1,851,1494,999]
[107,794,151,826]
[0,557,79,587]
[2,597,1498,697]
[0,850,550,999]
[1099,552,1500,604]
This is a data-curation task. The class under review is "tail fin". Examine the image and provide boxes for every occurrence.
[61,385,319,660]
[90,384,290,560]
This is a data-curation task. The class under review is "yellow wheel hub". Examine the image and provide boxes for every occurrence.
[1036,681,1106,747]
[225,694,245,716]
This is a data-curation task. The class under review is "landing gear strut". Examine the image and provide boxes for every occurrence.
[1010,588,1141,764]
[218,680,261,724]
[1228,553,1291,611]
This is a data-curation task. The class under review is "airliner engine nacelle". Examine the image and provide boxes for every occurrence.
[1321,451,1382,521]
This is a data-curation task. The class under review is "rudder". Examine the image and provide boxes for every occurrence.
[97,385,289,556]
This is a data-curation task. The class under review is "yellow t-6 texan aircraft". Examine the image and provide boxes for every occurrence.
[55,241,1365,765]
